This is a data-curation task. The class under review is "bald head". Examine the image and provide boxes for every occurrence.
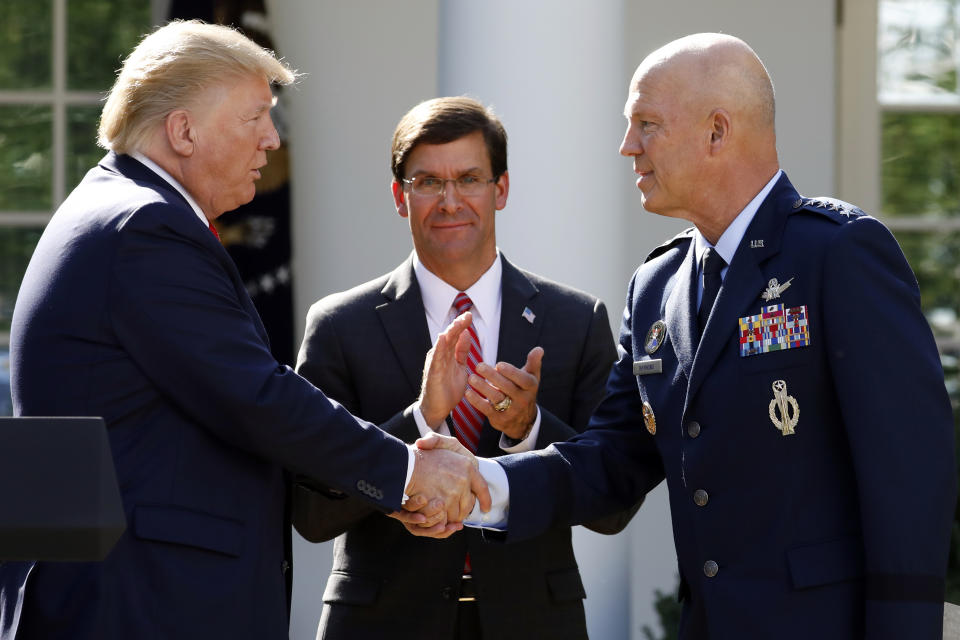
[634,33,775,134]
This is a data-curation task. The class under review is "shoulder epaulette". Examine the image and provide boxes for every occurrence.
[793,196,866,223]
[644,227,695,263]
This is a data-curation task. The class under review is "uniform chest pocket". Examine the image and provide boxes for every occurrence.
[738,341,815,374]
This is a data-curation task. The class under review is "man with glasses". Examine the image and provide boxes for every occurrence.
[292,96,637,640]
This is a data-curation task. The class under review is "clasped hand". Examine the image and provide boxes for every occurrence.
[391,312,490,537]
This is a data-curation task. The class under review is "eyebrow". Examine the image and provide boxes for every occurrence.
[410,166,485,176]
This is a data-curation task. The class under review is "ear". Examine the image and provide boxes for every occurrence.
[708,109,731,154]
[494,171,510,211]
[391,180,409,218]
[165,109,196,158]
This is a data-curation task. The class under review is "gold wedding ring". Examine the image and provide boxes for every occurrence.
[492,396,512,412]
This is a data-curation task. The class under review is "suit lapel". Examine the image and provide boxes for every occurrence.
[377,256,433,396]
[664,240,698,383]
[685,174,800,410]
[477,255,541,456]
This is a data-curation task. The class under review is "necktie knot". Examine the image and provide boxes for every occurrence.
[701,248,725,275]
[454,292,473,314]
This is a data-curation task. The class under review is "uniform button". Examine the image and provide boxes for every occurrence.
[686,421,701,438]
[703,560,719,578]
[693,489,709,507]
[440,586,454,600]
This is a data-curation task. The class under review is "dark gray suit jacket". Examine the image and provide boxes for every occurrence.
[293,254,634,640]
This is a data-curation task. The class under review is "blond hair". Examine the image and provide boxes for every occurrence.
[98,20,296,154]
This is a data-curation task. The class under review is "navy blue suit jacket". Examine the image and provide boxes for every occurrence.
[499,173,956,639]
[0,153,408,639]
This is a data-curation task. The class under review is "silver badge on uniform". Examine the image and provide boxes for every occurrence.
[768,379,798,436]
[761,277,794,302]
[633,359,662,376]
[644,320,666,354]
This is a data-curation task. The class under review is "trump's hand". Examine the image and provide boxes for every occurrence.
[465,346,543,441]
[418,312,474,428]
[399,433,491,532]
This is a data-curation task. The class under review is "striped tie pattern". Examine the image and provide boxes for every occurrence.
[450,292,483,453]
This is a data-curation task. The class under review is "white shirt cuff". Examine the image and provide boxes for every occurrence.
[465,457,509,530]
[412,400,451,437]
[402,445,416,505]
[499,406,541,453]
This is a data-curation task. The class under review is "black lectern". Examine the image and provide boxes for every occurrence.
[0,417,126,561]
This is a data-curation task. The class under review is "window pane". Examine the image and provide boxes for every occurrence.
[67,0,151,91]
[67,105,104,193]
[894,230,960,405]
[0,105,52,211]
[879,0,960,105]
[881,112,960,216]
[0,226,43,417]
[0,0,52,90]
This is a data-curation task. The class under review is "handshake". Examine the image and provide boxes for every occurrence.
[393,312,543,538]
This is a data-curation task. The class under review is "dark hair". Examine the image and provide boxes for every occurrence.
[391,96,507,182]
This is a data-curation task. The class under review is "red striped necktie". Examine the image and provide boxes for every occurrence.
[450,292,483,453]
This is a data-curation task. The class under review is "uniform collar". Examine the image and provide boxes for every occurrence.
[695,169,783,271]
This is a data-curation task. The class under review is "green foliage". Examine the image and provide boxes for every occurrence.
[0,0,52,90]
[0,105,53,211]
[642,582,681,640]
[882,113,960,218]
[67,0,151,91]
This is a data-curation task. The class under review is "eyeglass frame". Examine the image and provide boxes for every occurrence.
[400,174,500,198]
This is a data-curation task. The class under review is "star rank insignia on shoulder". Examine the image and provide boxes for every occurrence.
[793,196,866,223]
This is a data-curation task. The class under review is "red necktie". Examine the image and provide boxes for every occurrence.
[208,221,220,242]
[450,292,483,453]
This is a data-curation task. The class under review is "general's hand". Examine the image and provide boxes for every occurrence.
[465,346,543,441]
[418,312,473,427]
[403,433,491,526]
[388,494,463,538]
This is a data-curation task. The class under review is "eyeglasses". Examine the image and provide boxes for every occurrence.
[401,174,497,198]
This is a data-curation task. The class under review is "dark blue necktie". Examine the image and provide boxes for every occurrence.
[697,248,726,335]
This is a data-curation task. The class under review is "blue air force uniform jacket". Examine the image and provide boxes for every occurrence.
[498,173,956,639]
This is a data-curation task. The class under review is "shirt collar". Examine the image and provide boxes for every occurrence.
[695,169,782,267]
[413,250,503,328]
[130,151,210,229]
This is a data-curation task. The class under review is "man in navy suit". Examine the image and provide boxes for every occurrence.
[292,97,635,639]
[415,33,957,639]
[0,21,486,640]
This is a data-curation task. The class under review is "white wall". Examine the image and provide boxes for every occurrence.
[268,1,837,638]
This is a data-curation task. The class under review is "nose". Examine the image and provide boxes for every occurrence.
[619,123,641,157]
[437,180,463,212]
[261,114,281,151]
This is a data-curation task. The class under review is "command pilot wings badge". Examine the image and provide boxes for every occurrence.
[761,277,793,301]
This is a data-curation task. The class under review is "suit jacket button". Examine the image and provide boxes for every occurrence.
[441,586,454,600]
[281,560,290,575]
[686,421,701,438]
[703,560,719,578]
[693,489,709,507]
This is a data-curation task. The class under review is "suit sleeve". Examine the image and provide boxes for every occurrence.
[499,275,665,542]
[822,217,956,639]
[292,301,420,542]
[108,204,409,512]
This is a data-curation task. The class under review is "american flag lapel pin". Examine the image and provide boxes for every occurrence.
[522,307,536,324]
